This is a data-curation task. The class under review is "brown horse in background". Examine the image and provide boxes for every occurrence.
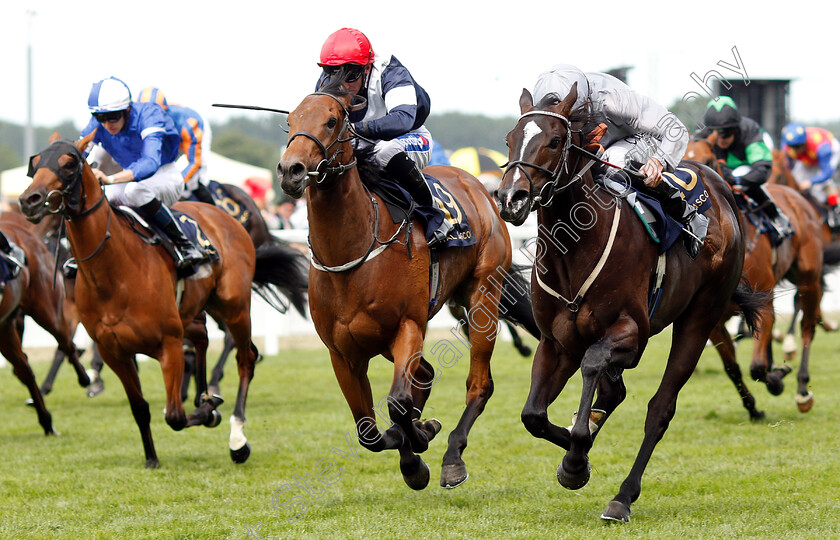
[769,148,840,347]
[19,133,275,467]
[686,138,831,415]
[495,85,763,522]
[277,87,527,490]
[0,211,89,433]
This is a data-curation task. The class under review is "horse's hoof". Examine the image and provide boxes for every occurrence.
[601,500,631,523]
[517,345,532,356]
[416,418,442,442]
[771,328,784,343]
[86,376,105,398]
[749,409,766,422]
[24,398,35,408]
[823,320,839,332]
[796,391,814,413]
[45,427,59,436]
[401,457,430,491]
[230,442,251,464]
[145,458,160,469]
[440,463,469,488]
[205,409,222,428]
[557,460,591,490]
[207,385,221,398]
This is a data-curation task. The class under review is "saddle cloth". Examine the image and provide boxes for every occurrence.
[599,167,711,254]
[732,191,793,247]
[184,180,253,226]
[115,206,219,278]
[365,173,476,250]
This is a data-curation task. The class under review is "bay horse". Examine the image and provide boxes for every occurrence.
[277,86,525,490]
[769,147,840,349]
[687,137,830,415]
[495,85,763,522]
[19,133,283,468]
[0,211,90,433]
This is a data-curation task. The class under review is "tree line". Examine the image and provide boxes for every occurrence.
[5,100,838,176]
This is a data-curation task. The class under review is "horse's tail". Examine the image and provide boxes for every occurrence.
[252,241,309,317]
[499,263,539,339]
[730,278,772,338]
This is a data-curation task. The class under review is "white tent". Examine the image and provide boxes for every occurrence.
[0,151,273,200]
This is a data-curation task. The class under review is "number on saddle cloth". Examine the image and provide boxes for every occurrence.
[194,180,251,225]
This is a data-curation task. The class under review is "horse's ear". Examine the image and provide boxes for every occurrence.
[519,88,534,114]
[559,82,578,116]
[48,131,61,144]
[348,94,367,112]
[76,130,96,153]
[706,131,718,146]
[583,122,608,153]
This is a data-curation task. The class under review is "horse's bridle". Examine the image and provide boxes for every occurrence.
[287,92,358,186]
[503,110,601,209]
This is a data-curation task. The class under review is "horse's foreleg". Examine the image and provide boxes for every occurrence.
[521,337,576,449]
[0,324,54,435]
[389,320,441,456]
[159,335,189,431]
[330,348,430,489]
[25,296,91,392]
[560,317,639,491]
[709,322,764,420]
[101,348,158,467]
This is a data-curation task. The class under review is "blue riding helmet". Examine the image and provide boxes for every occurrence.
[782,122,807,146]
[88,77,132,113]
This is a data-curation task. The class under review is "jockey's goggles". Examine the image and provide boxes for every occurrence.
[324,65,365,83]
[93,110,125,124]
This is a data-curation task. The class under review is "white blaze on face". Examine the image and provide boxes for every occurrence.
[512,120,543,182]
[230,415,247,450]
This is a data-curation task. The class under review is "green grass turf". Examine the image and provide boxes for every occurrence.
[1,321,839,539]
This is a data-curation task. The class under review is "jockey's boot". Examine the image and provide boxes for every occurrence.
[193,183,216,205]
[0,231,11,255]
[386,152,453,248]
[140,200,207,269]
[651,180,709,259]
[0,231,23,279]
[750,185,793,238]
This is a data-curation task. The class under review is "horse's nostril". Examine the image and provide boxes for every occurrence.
[289,162,306,179]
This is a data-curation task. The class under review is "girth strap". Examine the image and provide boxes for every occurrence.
[535,202,622,312]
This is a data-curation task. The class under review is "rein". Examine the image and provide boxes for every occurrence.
[296,93,409,272]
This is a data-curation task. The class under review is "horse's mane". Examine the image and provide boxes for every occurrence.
[534,93,601,139]
[317,68,356,97]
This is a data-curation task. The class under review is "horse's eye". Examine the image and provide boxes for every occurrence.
[327,118,338,129]
[548,137,562,149]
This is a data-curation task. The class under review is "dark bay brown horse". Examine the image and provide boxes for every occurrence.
[19,133,272,467]
[496,86,763,522]
[277,87,523,490]
[687,138,830,415]
[0,211,90,433]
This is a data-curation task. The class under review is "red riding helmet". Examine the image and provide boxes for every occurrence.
[318,28,374,67]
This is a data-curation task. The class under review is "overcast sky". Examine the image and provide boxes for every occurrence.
[1,0,836,140]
